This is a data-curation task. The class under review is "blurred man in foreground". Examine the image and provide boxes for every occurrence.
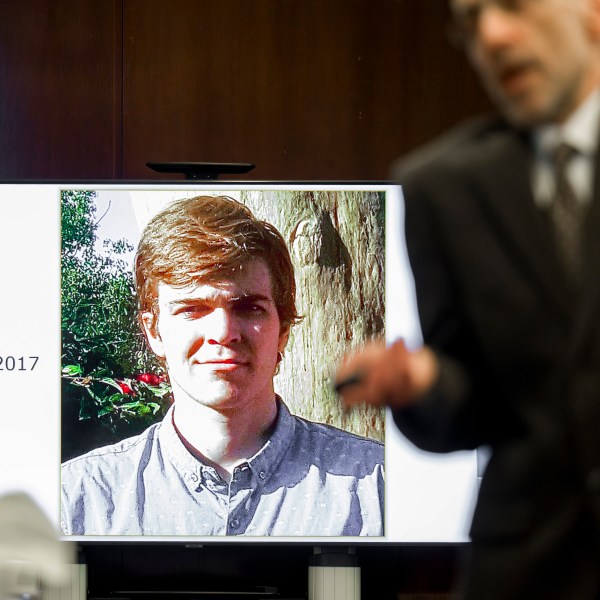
[337,0,600,597]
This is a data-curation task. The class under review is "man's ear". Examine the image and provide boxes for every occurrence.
[141,311,165,359]
[278,326,290,354]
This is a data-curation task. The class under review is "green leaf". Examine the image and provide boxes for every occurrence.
[101,377,127,392]
[142,384,172,398]
[120,401,143,411]
[84,386,102,403]
[105,393,127,405]
[147,402,161,415]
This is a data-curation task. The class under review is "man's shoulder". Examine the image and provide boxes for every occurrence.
[390,114,518,183]
[61,421,161,476]
[285,415,383,478]
[291,414,383,459]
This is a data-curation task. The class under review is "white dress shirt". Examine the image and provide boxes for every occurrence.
[532,89,600,208]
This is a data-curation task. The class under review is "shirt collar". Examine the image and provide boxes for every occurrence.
[157,398,295,485]
[534,88,600,157]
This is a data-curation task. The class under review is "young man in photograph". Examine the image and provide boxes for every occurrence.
[61,195,383,537]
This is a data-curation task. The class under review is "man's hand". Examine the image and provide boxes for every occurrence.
[335,339,439,410]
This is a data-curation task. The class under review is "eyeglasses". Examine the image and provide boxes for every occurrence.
[447,0,536,47]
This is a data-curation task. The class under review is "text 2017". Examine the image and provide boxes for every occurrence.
[0,356,39,371]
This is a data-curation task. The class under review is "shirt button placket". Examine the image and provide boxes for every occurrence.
[228,517,240,534]
[189,472,200,491]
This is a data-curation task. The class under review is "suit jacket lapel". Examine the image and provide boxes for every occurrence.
[469,128,572,317]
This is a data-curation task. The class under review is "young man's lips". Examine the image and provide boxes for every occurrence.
[198,358,248,369]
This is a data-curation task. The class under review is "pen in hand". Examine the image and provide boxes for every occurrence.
[334,371,365,394]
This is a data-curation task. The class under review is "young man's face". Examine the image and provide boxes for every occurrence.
[142,258,288,413]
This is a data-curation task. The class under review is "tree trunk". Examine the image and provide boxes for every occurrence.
[242,190,385,442]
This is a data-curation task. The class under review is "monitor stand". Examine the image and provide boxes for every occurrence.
[308,547,360,600]
[145,162,255,180]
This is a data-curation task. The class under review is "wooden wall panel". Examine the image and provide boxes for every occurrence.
[122,0,489,181]
[0,1,121,179]
[0,1,490,182]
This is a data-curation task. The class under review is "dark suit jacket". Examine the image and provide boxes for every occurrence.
[391,116,600,599]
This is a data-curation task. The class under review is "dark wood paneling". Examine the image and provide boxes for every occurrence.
[0,1,489,181]
[122,0,489,181]
[0,1,121,179]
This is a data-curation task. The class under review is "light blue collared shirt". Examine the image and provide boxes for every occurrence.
[61,399,384,537]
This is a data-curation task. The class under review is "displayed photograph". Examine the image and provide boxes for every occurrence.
[60,187,385,537]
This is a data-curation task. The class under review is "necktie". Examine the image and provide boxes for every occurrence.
[549,143,584,284]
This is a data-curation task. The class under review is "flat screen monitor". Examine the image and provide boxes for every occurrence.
[0,181,478,544]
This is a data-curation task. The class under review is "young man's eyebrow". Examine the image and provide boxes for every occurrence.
[164,297,213,312]
[230,293,272,303]
[166,293,273,308]
[167,298,208,307]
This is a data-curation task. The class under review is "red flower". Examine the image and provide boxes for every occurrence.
[135,373,162,386]
[116,380,135,395]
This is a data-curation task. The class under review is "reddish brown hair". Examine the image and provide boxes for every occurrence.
[134,195,300,334]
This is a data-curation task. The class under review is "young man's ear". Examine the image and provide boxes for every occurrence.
[278,326,290,354]
[141,311,166,359]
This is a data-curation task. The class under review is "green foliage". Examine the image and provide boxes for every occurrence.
[61,190,169,447]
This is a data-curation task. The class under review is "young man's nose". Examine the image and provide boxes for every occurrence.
[204,307,241,343]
